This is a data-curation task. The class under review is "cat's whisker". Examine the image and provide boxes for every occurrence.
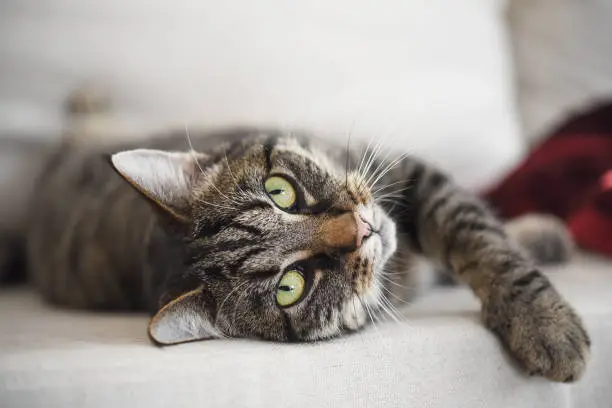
[374,195,405,204]
[378,273,413,291]
[381,293,406,324]
[367,154,407,192]
[373,186,412,201]
[380,285,413,305]
[374,192,408,202]
[356,293,379,332]
[374,280,406,322]
[378,270,407,277]
[373,198,406,212]
[351,294,360,328]
[372,179,410,195]
[377,292,403,323]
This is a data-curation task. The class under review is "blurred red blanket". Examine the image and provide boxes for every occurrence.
[484,104,612,257]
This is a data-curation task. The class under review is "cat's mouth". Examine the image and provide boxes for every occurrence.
[359,204,397,263]
[352,204,397,300]
[338,207,396,333]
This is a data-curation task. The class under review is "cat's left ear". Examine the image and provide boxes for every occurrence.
[148,287,220,345]
[110,149,207,222]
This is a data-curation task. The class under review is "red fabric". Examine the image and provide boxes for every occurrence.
[483,104,612,257]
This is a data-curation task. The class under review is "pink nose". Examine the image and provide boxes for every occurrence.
[354,212,372,248]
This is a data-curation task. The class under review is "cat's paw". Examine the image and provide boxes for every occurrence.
[483,271,590,382]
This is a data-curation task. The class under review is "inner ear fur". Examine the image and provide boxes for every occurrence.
[109,149,207,222]
[148,286,219,345]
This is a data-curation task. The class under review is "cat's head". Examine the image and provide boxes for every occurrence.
[111,135,397,344]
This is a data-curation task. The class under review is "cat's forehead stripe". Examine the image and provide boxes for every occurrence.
[272,136,340,176]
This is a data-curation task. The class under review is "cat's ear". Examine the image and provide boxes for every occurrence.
[110,149,207,221]
[148,287,220,345]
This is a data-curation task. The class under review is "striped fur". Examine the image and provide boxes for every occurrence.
[25,128,589,382]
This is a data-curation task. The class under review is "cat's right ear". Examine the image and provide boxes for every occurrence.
[110,149,207,222]
[149,287,220,345]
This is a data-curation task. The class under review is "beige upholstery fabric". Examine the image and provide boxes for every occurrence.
[1,253,611,407]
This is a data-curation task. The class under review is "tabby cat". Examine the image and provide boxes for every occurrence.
[24,126,589,383]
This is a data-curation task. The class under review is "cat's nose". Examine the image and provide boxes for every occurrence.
[317,211,372,251]
[355,213,372,248]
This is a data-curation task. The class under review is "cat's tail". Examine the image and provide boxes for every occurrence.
[505,214,575,265]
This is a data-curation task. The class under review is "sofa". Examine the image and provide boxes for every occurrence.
[1,254,611,408]
[1,1,611,407]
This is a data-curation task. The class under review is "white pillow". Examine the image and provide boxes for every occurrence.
[508,0,612,145]
[0,0,523,190]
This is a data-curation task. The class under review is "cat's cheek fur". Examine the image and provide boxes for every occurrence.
[341,295,368,331]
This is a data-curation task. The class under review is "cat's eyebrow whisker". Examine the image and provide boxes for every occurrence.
[209,182,244,207]
[360,137,384,192]
[216,280,250,324]
[224,150,247,197]
[184,123,206,176]
[368,152,409,191]
[363,143,395,190]
[231,289,249,328]
[184,123,242,208]
[357,135,377,177]
[195,198,237,211]
[357,136,380,185]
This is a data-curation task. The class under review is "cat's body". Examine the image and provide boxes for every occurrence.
[23,126,590,383]
[28,129,253,312]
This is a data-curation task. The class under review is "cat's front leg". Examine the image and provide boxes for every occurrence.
[396,160,591,382]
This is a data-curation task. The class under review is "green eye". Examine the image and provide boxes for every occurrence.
[265,176,296,209]
[276,270,305,307]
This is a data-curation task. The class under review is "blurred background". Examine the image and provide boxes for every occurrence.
[1,0,612,251]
